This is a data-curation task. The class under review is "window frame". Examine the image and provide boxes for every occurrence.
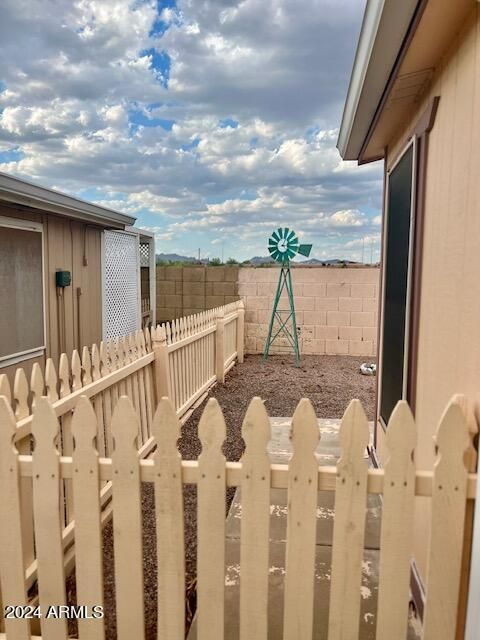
[0,215,47,368]
[377,136,417,429]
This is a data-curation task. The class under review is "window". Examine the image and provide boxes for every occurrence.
[379,140,416,425]
[0,217,45,366]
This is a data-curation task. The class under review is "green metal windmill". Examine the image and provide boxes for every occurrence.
[263,227,312,363]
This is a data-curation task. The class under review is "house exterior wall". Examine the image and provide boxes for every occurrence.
[0,204,103,380]
[239,267,379,356]
[46,215,103,363]
[377,4,480,585]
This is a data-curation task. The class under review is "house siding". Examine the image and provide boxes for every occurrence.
[378,4,480,585]
[0,203,103,379]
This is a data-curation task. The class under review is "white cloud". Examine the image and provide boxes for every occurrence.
[0,0,383,260]
[330,210,366,227]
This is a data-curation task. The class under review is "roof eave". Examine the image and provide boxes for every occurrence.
[337,0,420,162]
[0,172,136,228]
[337,0,385,160]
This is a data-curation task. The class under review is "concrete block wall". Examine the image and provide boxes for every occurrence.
[239,267,379,357]
[156,265,239,322]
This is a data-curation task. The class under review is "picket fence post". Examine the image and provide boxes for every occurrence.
[215,307,225,383]
[236,300,245,363]
[152,325,172,403]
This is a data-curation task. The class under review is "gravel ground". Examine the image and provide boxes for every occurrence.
[67,354,376,639]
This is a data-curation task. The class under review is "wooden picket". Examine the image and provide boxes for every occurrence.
[13,368,35,569]
[71,397,105,640]
[58,353,74,525]
[423,400,469,640]
[0,398,30,640]
[197,399,227,640]
[31,398,68,640]
[328,399,370,640]
[375,401,416,639]
[153,398,185,640]
[283,399,320,640]
[0,381,477,640]
[239,398,271,640]
[111,398,145,640]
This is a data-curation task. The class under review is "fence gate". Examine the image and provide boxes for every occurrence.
[103,230,140,340]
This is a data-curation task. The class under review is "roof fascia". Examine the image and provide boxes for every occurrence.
[0,172,136,228]
[337,0,420,162]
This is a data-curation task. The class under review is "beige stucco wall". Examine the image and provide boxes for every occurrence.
[380,4,480,584]
[239,267,379,356]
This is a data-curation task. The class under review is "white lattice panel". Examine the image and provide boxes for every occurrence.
[139,242,150,267]
[103,230,140,340]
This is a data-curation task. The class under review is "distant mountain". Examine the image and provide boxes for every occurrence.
[242,256,361,266]
[318,258,360,265]
[156,253,201,264]
[243,255,275,265]
[299,258,325,265]
[156,252,366,266]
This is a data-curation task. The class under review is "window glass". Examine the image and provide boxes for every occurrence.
[0,225,44,359]
[380,144,414,424]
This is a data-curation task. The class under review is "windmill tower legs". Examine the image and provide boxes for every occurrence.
[263,264,300,364]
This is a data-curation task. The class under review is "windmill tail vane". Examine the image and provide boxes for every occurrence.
[264,227,312,364]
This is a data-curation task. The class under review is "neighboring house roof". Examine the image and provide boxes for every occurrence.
[337,0,420,162]
[0,171,136,228]
[338,0,474,163]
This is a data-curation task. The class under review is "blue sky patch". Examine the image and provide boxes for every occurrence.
[219,118,239,129]
[0,147,24,163]
[77,187,128,202]
[141,48,170,87]
[150,0,178,38]
[305,125,320,140]
[180,138,200,151]
[128,107,175,131]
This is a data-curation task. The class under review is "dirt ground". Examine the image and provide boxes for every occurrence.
[67,354,376,639]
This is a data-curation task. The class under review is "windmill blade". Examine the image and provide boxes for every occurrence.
[297,244,312,257]
[267,227,312,264]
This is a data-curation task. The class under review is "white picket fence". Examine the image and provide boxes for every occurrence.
[154,301,244,418]
[0,301,244,609]
[0,391,477,640]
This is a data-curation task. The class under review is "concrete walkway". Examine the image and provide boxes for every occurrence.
[189,418,421,639]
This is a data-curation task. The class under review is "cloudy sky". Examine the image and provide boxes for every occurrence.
[0,0,382,262]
